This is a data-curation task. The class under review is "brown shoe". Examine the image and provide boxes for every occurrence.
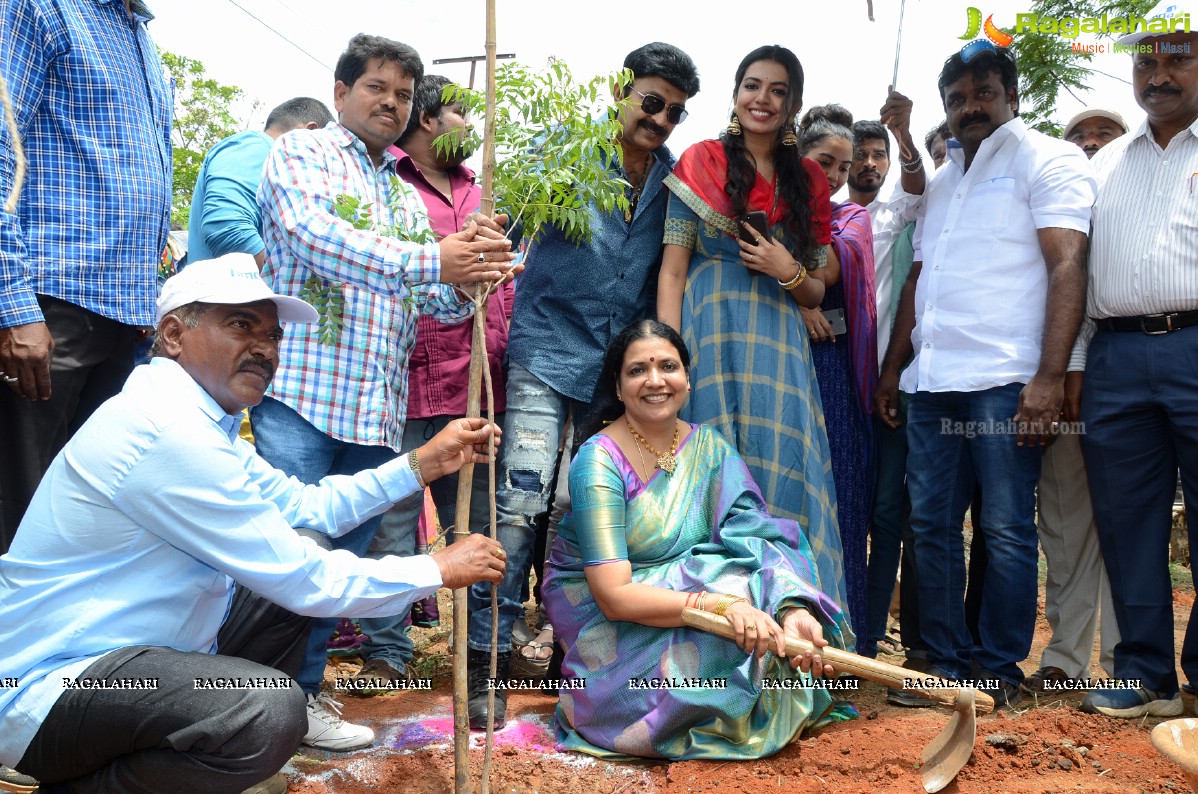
[1020,665,1071,694]
[348,658,410,698]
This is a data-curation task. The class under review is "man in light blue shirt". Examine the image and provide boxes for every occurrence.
[0,253,506,794]
[187,98,332,266]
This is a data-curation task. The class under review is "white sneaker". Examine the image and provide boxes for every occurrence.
[303,693,374,751]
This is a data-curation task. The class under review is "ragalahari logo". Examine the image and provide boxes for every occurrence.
[959,7,1016,62]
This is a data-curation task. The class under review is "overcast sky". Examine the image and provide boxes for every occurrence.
[150,0,1149,195]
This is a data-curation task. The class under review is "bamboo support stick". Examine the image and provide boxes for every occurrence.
[453,2,500,793]
[452,298,486,794]
[478,3,500,790]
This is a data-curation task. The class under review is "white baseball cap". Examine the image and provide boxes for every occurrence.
[1116,1,1193,46]
[1063,109,1129,140]
[156,253,319,324]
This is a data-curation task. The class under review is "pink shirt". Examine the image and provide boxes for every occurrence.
[390,147,512,418]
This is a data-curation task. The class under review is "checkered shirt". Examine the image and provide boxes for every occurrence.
[257,123,471,450]
[0,0,173,328]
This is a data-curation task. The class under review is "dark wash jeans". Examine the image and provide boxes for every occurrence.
[16,536,328,793]
[905,384,1042,686]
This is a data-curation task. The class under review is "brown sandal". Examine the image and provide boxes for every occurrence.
[1021,665,1072,694]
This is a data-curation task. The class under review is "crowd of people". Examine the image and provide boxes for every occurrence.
[1,0,1196,791]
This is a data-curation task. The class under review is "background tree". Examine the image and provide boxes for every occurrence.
[160,50,244,226]
[1011,0,1158,134]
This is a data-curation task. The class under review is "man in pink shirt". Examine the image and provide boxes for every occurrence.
[350,75,513,694]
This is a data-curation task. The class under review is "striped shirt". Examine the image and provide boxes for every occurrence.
[0,0,172,329]
[1069,116,1198,370]
[257,123,471,450]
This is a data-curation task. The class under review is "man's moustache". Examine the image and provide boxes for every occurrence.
[1143,85,1181,99]
[639,120,668,137]
[238,359,274,380]
[959,114,991,128]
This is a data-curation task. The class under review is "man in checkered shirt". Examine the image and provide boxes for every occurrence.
[253,33,517,752]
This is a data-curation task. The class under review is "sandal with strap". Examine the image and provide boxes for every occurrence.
[510,624,554,679]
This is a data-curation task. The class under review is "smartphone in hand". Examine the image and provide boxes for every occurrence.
[821,308,848,336]
[739,210,769,244]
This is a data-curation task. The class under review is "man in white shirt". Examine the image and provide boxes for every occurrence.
[0,254,506,794]
[875,46,1095,708]
[1072,3,1198,719]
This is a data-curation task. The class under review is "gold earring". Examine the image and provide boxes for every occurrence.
[782,118,798,146]
[727,112,742,136]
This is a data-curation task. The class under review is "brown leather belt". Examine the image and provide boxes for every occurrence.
[1095,310,1198,335]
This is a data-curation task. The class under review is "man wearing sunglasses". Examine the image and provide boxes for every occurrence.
[469,41,700,731]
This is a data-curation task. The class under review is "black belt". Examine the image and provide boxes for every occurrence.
[1095,310,1198,335]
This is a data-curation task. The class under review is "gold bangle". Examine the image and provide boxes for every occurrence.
[778,264,806,291]
[713,594,748,617]
[696,591,709,612]
[409,449,426,488]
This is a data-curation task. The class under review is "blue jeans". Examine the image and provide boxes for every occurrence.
[358,412,505,669]
[469,363,585,653]
[249,396,397,695]
[905,384,1042,685]
[1081,327,1198,695]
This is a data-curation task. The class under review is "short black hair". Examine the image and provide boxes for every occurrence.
[398,75,455,145]
[924,119,951,151]
[851,119,890,157]
[264,97,333,132]
[334,33,423,88]
[937,47,1019,110]
[623,42,700,98]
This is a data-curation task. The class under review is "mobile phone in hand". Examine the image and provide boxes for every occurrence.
[739,210,769,244]
[822,308,848,336]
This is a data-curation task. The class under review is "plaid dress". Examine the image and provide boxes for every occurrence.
[662,173,850,628]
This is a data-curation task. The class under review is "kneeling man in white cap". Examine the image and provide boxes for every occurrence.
[0,253,507,793]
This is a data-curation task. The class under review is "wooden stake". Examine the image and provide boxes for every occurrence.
[453,2,499,792]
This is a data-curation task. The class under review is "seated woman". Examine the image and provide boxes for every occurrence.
[543,319,852,761]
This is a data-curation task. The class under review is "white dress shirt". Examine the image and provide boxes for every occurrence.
[1069,116,1198,371]
[868,186,924,368]
[0,358,441,766]
[902,118,1096,393]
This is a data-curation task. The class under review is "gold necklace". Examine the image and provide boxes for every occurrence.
[625,419,680,475]
[624,152,653,223]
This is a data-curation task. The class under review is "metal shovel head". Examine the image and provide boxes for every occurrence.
[1150,718,1198,792]
[921,687,978,793]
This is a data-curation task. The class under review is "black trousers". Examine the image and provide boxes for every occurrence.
[0,295,141,551]
[16,533,329,793]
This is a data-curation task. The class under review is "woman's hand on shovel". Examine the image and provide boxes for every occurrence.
[782,608,834,676]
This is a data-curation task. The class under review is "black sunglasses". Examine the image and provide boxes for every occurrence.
[630,90,688,125]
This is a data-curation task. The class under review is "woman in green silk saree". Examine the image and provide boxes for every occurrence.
[543,320,853,760]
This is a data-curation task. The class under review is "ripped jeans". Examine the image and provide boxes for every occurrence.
[467,362,587,653]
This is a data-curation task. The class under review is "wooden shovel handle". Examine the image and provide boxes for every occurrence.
[680,608,994,715]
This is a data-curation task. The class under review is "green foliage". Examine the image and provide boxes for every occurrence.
[160,50,244,227]
[1009,0,1159,135]
[301,177,434,344]
[436,59,634,246]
